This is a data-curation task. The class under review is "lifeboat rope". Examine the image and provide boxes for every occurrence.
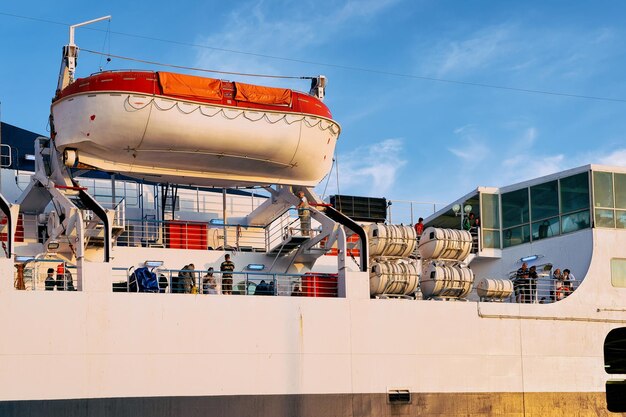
[123,96,340,134]
[82,49,315,80]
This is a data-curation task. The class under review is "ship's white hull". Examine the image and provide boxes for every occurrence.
[1,228,625,416]
[51,93,340,187]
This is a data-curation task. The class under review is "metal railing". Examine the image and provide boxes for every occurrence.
[111,268,339,297]
[509,276,580,304]
[470,275,581,304]
[0,144,11,168]
[13,258,78,291]
[115,210,322,253]
[115,218,267,251]
[265,208,321,250]
[387,200,442,225]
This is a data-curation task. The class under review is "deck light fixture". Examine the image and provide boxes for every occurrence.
[520,255,539,263]
[145,260,164,268]
[47,241,60,251]
[15,256,35,263]
[246,264,265,271]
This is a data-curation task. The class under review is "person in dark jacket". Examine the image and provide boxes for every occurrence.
[45,268,56,291]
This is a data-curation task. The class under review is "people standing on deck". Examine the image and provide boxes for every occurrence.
[552,268,563,301]
[56,263,75,291]
[414,218,424,237]
[45,268,55,291]
[528,265,538,303]
[463,213,479,251]
[220,254,235,295]
[515,262,530,303]
[181,263,196,294]
[203,267,217,295]
[297,191,311,237]
[562,268,575,297]
[463,212,474,231]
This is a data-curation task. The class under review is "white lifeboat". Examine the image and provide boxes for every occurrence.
[51,71,341,187]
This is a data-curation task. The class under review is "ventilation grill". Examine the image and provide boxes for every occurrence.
[330,195,387,222]
[388,389,411,404]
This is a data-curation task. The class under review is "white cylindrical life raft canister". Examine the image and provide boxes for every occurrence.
[369,260,420,296]
[420,263,474,299]
[476,278,514,300]
[366,224,417,258]
[418,227,473,261]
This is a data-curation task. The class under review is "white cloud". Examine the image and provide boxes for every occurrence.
[598,148,626,166]
[192,0,400,83]
[318,138,407,197]
[500,153,566,184]
[430,26,511,77]
[447,125,490,164]
[417,22,618,86]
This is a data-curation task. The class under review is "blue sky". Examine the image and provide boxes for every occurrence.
[1,1,626,220]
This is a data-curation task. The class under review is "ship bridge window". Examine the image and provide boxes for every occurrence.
[610,258,626,288]
[502,188,530,248]
[531,180,560,241]
[560,172,590,234]
[593,171,626,229]
[561,172,590,213]
[480,193,500,249]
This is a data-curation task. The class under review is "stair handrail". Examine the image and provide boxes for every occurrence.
[113,197,126,228]
[265,208,299,251]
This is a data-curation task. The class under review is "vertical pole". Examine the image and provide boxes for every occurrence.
[222,188,228,248]
[111,174,116,208]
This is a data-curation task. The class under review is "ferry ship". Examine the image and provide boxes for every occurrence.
[1,20,625,417]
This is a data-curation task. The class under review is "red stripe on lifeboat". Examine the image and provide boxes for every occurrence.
[54,71,333,119]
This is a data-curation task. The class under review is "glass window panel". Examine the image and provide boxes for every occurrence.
[561,210,590,234]
[502,189,529,228]
[611,258,626,288]
[615,173,626,209]
[178,197,195,211]
[480,193,500,229]
[531,180,559,221]
[593,171,614,208]
[481,229,500,249]
[531,217,560,241]
[595,208,615,228]
[560,172,589,213]
[503,224,530,248]
[616,210,626,229]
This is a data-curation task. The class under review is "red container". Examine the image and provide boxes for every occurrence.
[166,221,208,250]
[302,273,338,297]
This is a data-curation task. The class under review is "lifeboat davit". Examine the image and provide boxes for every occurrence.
[51,71,341,187]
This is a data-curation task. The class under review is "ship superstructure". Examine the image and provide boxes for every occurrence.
[0,18,625,417]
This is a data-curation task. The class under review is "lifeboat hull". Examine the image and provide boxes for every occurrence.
[51,74,340,187]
